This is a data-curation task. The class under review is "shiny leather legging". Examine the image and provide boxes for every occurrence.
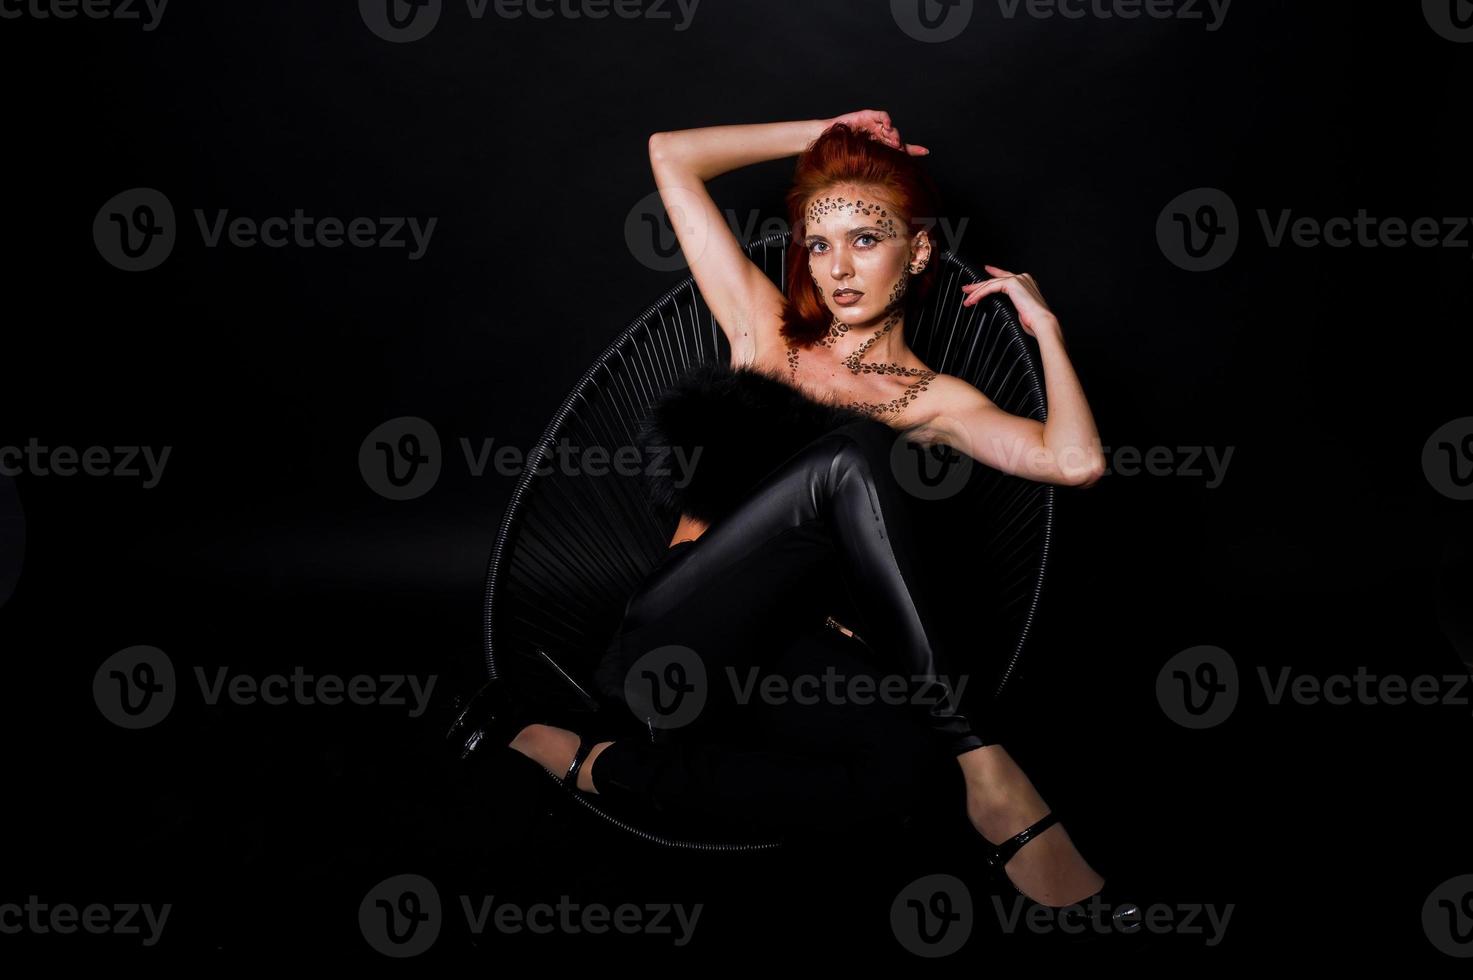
[591,417,999,837]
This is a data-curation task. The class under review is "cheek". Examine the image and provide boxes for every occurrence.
[859,247,904,278]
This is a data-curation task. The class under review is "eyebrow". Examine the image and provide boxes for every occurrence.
[802,225,887,244]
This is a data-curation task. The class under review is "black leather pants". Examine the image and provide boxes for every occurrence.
[591,417,998,833]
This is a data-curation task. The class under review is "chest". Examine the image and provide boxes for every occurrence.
[743,343,937,430]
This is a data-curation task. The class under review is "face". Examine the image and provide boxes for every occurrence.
[801,184,930,327]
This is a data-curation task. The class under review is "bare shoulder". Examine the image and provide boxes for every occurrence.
[896,371,995,429]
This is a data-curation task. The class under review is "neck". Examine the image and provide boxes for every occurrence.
[823,308,907,365]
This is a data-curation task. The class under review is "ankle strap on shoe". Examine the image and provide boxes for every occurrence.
[563,735,596,789]
[985,811,1059,870]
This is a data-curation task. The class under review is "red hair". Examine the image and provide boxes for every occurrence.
[780,122,945,347]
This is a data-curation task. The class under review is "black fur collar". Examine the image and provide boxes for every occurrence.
[635,362,869,526]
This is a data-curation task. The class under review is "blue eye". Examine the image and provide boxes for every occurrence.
[855,233,878,247]
[809,241,828,254]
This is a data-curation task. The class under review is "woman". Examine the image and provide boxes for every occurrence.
[457,111,1110,912]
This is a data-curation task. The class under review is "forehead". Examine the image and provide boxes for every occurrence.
[804,186,899,228]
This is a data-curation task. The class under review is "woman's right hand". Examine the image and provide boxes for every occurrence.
[824,109,930,156]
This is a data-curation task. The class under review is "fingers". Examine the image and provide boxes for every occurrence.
[869,113,929,154]
[961,272,1032,306]
[961,278,1011,306]
[983,263,1015,278]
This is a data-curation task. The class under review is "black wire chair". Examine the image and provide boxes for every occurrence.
[481,230,1053,851]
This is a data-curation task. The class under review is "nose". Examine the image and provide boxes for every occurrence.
[828,247,854,282]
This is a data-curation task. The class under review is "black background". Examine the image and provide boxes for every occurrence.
[2,0,1470,966]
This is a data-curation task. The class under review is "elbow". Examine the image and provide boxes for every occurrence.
[1055,452,1106,488]
[648,131,671,165]
[1067,461,1107,489]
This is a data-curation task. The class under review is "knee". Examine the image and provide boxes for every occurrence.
[810,418,899,481]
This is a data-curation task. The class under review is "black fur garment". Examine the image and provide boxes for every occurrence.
[635,362,872,527]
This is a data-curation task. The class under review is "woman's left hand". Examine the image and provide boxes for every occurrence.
[824,109,931,156]
[961,264,1060,338]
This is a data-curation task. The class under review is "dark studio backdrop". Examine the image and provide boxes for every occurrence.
[1,0,1469,966]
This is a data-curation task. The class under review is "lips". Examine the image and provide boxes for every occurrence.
[832,288,864,306]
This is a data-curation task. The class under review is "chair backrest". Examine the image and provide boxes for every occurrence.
[481,231,1053,849]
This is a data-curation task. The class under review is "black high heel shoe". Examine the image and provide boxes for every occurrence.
[978,810,1144,944]
[442,649,606,790]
